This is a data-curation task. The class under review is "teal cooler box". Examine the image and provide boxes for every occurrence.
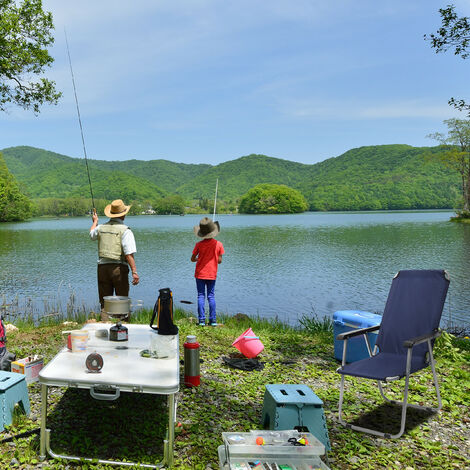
[333,310,382,363]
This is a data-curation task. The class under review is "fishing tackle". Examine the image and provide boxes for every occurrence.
[64,29,95,211]
[212,177,218,221]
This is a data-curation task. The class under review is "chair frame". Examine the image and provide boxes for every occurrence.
[337,326,442,439]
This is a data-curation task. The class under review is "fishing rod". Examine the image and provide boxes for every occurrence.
[212,178,218,221]
[64,29,95,211]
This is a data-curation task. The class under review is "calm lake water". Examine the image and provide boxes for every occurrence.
[0,211,468,326]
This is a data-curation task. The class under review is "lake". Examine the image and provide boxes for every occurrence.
[0,211,468,327]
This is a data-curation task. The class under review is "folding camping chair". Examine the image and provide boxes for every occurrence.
[336,269,450,439]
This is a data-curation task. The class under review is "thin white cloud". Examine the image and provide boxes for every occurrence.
[281,98,463,120]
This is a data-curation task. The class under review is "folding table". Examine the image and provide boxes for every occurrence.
[39,323,179,468]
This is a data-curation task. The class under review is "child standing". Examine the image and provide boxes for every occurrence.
[191,217,224,326]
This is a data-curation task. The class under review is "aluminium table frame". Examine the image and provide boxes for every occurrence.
[39,324,179,468]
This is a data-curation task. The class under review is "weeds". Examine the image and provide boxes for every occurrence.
[299,312,334,334]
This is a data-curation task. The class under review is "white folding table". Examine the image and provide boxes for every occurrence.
[39,323,179,468]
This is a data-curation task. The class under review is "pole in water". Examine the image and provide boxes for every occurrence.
[64,29,95,212]
[212,178,218,221]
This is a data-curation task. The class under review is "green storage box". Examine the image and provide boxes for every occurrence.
[261,384,330,451]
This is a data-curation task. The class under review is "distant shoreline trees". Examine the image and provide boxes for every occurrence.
[0,153,32,221]
[427,118,470,217]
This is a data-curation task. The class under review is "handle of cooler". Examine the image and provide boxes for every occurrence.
[90,385,120,401]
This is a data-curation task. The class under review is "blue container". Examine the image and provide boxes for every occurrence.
[333,310,382,363]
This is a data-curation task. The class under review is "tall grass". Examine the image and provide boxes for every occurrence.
[298,312,333,334]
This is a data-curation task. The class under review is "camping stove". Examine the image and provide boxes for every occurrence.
[103,296,130,342]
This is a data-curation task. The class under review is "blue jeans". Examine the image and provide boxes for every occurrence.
[196,279,216,323]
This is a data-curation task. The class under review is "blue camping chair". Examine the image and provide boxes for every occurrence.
[337,270,450,438]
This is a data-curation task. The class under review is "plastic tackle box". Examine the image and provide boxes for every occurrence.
[218,430,330,470]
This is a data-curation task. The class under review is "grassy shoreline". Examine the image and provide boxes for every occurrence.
[1,310,469,469]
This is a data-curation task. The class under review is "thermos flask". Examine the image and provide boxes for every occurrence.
[183,335,200,387]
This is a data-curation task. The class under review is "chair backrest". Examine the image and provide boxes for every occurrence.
[376,270,449,360]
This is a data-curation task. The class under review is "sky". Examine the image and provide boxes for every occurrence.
[1,0,470,165]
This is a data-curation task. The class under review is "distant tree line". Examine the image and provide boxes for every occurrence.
[0,153,32,221]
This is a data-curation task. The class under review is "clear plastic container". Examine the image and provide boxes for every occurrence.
[149,334,177,359]
[222,430,325,457]
[218,445,329,470]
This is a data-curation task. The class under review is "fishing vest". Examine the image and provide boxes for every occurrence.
[97,220,128,262]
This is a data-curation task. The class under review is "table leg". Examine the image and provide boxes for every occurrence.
[39,383,48,461]
[167,393,176,467]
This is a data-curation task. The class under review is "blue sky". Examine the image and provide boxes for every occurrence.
[1,0,469,165]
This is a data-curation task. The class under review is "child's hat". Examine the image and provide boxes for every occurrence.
[194,217,220,239]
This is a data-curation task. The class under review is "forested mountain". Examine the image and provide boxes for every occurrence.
[90,158,211,194]
[175,154,310,201]
[2,146,168,201]
[301,145,459,210]
[1,144,461,211]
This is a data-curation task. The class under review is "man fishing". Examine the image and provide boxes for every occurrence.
[89,199,139,320]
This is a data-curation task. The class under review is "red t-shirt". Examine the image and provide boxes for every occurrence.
[193,239,225,280]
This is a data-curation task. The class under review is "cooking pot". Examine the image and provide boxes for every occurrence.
[103,296,131,316]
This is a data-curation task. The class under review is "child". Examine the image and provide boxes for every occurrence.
[191,217,224,326]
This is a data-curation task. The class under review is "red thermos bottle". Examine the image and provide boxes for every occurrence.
[184,335,200,387]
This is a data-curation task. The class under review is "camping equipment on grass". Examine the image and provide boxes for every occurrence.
[232,328,264,358]
[0,315,16,371]
[333,310,382,363]
[0,371,31,432]
[184,335,200,387]
[218,430,329,469]
[262,384,331,451]
[150,288,178,335]
[337,269,450,439]
[11,356,44,383]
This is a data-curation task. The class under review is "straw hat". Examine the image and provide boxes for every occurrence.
[194,217,220,239]
[104,199,131,218]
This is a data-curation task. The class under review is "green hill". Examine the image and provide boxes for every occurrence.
[90,158,211,194]
[1,146,168,201]
[300,144,459,210]
[1,144,461,211]
[175,154,310,201]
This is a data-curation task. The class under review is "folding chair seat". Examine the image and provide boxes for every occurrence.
[336,269,450,439]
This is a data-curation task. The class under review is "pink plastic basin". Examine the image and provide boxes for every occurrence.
[232,327,264,358]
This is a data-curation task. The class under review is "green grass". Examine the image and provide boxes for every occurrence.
[0,311,468,469]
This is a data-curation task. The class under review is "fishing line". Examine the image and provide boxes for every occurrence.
[212,178,218,221]
[64,29,95,210]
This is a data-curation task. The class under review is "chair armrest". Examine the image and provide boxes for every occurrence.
[336,324,380,340]
[403,329,441,348]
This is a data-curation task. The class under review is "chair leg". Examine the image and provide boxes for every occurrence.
[338,374,410,439]
[378,342,441,413]
[428,339,442,412]
[338,375,346,425]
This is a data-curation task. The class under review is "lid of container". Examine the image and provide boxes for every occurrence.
[265,384,323,405]
[333,310,382,327]
[186,335,197,343]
